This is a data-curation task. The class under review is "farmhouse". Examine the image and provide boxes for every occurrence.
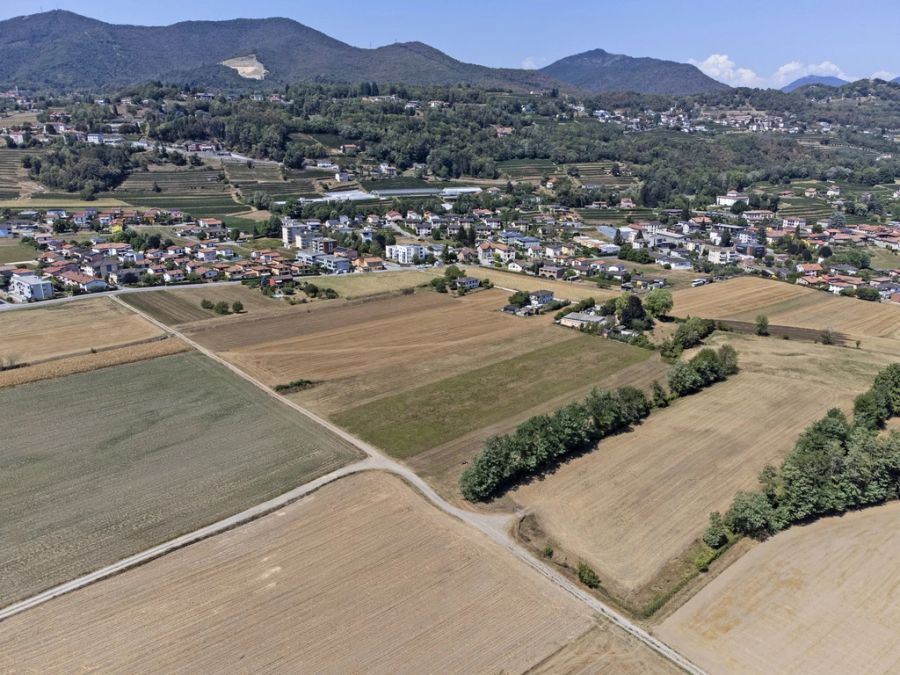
[559,312,607,329]
[530,289,554,306]
[57,271,108,292]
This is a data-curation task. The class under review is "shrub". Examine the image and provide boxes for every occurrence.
[212,301,230,315]
[200,298,214,310]
[232,301,244,313]
[755,314,769,336]
[542,544,554,558]
[703,511,729,549]
[577,563,600,589]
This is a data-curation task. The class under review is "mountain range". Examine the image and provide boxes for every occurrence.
[0,10,726,95]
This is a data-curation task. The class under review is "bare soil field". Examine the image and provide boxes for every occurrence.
[672,276,900,340]
[510,333,894,607]
[187,289,581,416]
[0,298,163,365]
[658,501,900,674]
[0,352,360,606]
[463,265,618,301]
[0,336,189,389]
[0,472,626,674]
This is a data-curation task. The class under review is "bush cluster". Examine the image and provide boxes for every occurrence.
[709,364,900,543]
[460,386,652,501]
[667,345,739,397]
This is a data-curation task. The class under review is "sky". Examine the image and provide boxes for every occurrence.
[3,0,898,88]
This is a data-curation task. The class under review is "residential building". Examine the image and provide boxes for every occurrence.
[9,273,53,302]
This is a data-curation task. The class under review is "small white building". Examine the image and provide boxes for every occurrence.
[385,244,429,265]
[9,272,53,302]
[716,190,750,207]
[706,246,739,265]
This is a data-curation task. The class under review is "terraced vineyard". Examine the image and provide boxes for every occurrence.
[114,167,243,217]
[223,161,327,200]
[497,158,556,180]
[571,161,637,189]
[0,148,34,199]
[576,206,655,224]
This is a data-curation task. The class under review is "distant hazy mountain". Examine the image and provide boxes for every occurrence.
[782,75,849,92]
[0,11,732,95]
[894,76,900,84]
[541,49,728,95]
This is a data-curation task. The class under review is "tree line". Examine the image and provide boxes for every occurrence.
[460,344,739,501]
[706,363,900,546]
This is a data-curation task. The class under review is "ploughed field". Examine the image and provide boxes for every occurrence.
[0,352,360,605]
[509,333,894,609]
[0,472,626,674]
[658,501,900,674]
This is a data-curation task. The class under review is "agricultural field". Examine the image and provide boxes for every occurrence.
[0,472,609,674]
[0,352,360,605]
[462,265,618,301]
[570,161,638,189]
[672,276,900,341]
[576,207,656,225]
[223,161,328,200]
[119,284,282,325]
[510,332,894,610]
[0,297,164,366]
[868,245,900,271]
[335,335,654,459]
[316,269,438,298]
[0,148,33,199]
[116,166,225,194]
[658,502,900,674]
[0,239,38,264]
[185,290,579,416]
[497,158,556,180]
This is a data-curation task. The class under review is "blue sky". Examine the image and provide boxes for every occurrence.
[4,0,898,87]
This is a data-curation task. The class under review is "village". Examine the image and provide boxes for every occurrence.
[2,184,899,307]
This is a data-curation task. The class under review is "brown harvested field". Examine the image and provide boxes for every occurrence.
[529,623,679,674]
[0,352,359,605]
[510,332,895,604]
[463,265,618,302]
[0,337,189,389]
[119,284,284,325]
[0,298,163,365]
[187,289,580,415]
[658,502,900,674]
[672,276,900,340]
[0,472,619,674]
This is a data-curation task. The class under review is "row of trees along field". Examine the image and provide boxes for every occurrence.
[460,344,739,501]
[706,364,900,547]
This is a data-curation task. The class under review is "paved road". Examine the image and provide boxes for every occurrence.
[0,280,245,312]
[0,294,704,674]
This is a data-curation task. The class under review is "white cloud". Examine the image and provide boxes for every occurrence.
[691,54,861,89]
[689,54,763,87]
[521,56,543,70]
[871,70,897,81]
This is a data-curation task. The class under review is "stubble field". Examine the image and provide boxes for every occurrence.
[119,284,285,325]
[462,266,619,301]
[510,333,894,607]
[0,472,626,674]
[0,298,164,365]
[658,501,900,674]
[186,289,582,415]
[0,351,360,605]
[671,276,900,340]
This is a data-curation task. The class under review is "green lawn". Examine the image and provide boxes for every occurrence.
[0,240,38,264]
[333,335,652,459]
[0,352,361,605]
[869,246,900,271]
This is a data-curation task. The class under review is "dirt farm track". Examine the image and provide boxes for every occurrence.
[0,473,610,674]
